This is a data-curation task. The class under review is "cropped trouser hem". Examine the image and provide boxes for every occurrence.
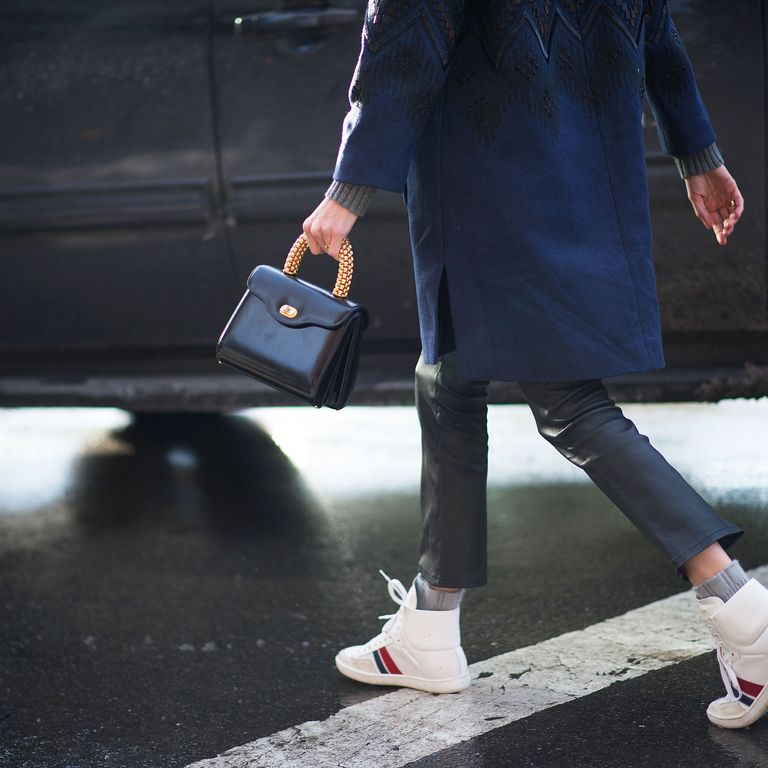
[671,525,744,574]
[414,335,744,589]
[417,567,489,590]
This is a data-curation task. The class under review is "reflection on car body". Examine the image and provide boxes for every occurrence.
[0,0,765,409]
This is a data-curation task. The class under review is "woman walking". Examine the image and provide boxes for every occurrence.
[302,0,764,729]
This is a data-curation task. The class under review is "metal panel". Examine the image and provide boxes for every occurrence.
[0,1,235,351]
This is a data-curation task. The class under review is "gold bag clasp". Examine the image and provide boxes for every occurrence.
[279,304,298,319]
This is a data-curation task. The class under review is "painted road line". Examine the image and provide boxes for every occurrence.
[185,565,768,768]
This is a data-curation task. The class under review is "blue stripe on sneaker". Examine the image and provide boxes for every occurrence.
[729,681,754,705]
[372,649,388,674]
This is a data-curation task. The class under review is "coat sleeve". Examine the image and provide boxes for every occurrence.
[330,0,466,194]
[643,0,721,167]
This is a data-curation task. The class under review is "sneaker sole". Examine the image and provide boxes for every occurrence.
[708,684,768,729]
[335,653,471,694]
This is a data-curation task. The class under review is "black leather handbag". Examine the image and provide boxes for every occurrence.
[215,232,369,409]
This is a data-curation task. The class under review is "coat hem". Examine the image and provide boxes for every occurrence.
[450,354,667,384]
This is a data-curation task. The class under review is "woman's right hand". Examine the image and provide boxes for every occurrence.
[303,197,359,262]
[683,164,744,247]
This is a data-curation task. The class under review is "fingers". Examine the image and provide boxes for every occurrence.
[718,190,745,244]
[689,193,714,229]
[716,207,732,242]
[721,210,735,239]
[321,233,340,262]
[712,219,726,245]
[731,187,745,219]
[713,208,734,245]
[302,218,326,256]
[688,188,744,246]
[308,231,341,262]
[302,199,357,262]
[302,210,337,258]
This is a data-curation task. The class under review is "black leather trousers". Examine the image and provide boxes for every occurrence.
[414,347,744,588]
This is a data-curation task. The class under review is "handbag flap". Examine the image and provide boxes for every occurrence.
[245,263,368,330]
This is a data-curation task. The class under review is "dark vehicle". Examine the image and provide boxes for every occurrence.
[0,0,765,410]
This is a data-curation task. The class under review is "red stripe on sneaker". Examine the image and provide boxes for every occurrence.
[737,677,765,698]
[378,646,402,675]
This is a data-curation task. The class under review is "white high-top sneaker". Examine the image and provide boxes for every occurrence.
[335,569,471,694]
[697,578,768,729]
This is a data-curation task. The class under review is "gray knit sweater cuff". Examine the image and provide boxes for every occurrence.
[324,179,378,216]
[672,141,725,179]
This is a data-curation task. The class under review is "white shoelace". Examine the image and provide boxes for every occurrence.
[714,639,742,704]
[359,569,410,653]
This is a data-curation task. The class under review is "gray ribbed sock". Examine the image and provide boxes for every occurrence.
[695,559,749,603]
[414,572,465,610]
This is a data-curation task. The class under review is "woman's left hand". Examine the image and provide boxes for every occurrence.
[683,164,744,246]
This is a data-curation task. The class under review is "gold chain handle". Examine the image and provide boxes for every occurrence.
[283,233,354,299]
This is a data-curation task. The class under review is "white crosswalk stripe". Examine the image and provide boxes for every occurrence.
[185,565,768,768]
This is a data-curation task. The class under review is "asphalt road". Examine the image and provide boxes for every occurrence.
[1,395,767,767]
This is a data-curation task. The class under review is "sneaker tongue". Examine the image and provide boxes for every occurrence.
[406,581,419,609]
[697,594,725,618]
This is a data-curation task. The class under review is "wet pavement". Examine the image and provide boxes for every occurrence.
[1,395,767,767]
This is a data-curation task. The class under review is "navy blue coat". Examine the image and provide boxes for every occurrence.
[331,0,719,382]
